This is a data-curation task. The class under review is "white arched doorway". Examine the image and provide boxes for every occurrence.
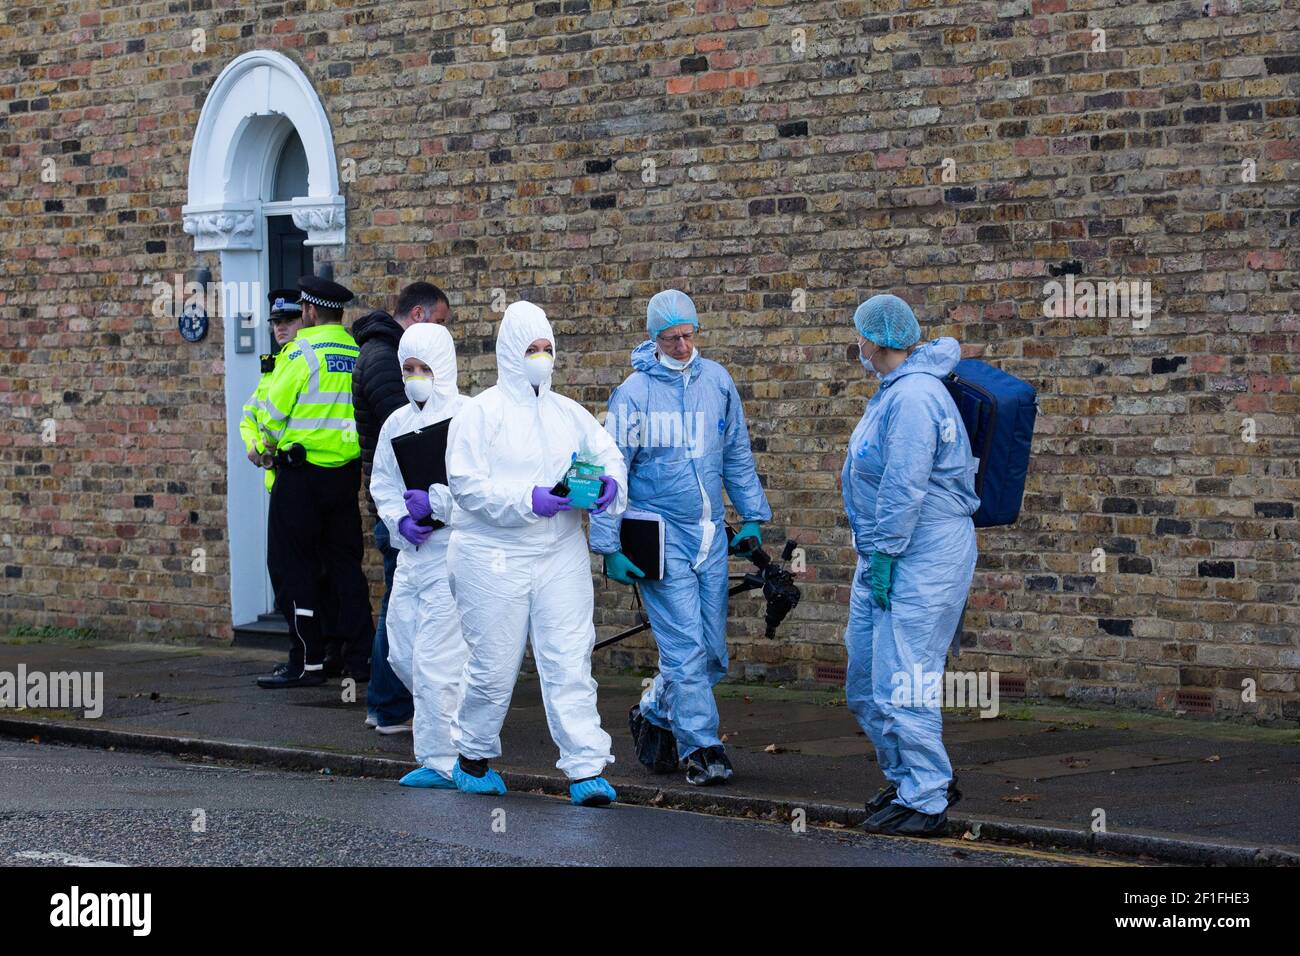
[182,49,347,628]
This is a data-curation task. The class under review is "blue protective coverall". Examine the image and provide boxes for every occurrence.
[591,339,771,759]
[841,337,980,814]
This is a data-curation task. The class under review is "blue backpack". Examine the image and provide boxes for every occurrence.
[942,359,1037,528]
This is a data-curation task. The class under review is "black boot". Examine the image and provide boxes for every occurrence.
[865,775,961,816]
[629,705,679,774]
[685,746,733,786]
[865,785,897,815]
[861,801,949,838]
[341,663,370,683]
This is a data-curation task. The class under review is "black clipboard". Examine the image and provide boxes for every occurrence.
[391,419,451,529]
[619,512,665,581]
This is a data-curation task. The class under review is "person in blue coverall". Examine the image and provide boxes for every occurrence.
[590,289,771,787]
[842,294,980,836]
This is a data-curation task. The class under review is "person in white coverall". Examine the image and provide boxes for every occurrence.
[369,323,468,789]
[445,300,628,807]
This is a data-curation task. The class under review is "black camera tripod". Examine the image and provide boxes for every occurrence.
[594,532,801,650]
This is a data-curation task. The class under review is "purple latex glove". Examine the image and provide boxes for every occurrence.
[531,485,572,518]
[592,475,619,515]
[398,515,432,546]
[404,488,432,520]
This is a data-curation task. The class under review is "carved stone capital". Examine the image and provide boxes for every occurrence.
[181,204,261,252]
[291,196,346,247]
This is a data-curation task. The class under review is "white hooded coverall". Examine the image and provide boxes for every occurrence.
[446,301,628,780]
[369,322,469,778]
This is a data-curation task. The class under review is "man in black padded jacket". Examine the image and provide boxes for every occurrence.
[351,281,451,733]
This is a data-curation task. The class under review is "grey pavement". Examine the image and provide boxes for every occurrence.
[1,638,1297,855]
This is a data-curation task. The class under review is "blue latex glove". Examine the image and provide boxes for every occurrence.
[531,485,572,518]
[868,551,899,610]
[731,521,763,554]
[592,475,619,515]
[403,488,432,520]
[604,551,645,586]
[398,515,432,547]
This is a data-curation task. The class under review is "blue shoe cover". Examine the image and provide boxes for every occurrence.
[452,762,507,795]
[399,767,456,789]
[570,776,617,807]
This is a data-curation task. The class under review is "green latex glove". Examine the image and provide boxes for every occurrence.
[731,521,763,554]
[868,551,899,611]
[604,551,646,586]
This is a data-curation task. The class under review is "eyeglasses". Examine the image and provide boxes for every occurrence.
[657,330,695,346]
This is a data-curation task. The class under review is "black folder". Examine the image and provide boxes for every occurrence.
[391,419,451,529]
[619,511,665,581]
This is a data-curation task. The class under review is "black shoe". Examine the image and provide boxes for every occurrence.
[861,802,949,838]
[256,667,326,689]
[342,664,371,683]
[321,655,344,679]
[684,746,733,787]
[865,776,961,816]
[457,754,490,778]
[629,705,679,774]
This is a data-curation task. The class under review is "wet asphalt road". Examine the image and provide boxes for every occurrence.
[0,740,1078,866]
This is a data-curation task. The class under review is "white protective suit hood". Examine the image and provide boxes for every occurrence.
[370,322,465,557]
[398,322,459,416]
[443,298,627,782]
[372,324,469,781]
[497,301,554,401]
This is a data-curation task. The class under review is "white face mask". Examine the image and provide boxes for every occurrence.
[524,352,553,388]
[658,347,698,371]
[404,376,433,404]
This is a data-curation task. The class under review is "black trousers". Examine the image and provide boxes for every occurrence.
[267,502,343,662]
[267,460,373,673]
[266,504,284,607]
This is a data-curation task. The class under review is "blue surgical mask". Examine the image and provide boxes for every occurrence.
[859,342,878,377]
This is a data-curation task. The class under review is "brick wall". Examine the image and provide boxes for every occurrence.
[1,0,1296,718]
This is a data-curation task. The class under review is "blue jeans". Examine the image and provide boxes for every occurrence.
[366,521,414,725]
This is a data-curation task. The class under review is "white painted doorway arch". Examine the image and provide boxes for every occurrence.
[182,49,346,628]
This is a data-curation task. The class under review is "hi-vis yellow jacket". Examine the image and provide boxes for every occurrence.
[255,324,361,468]
[240,356,278,492]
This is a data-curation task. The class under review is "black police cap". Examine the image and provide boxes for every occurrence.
[297,275,355,311]
[267,288,302,320]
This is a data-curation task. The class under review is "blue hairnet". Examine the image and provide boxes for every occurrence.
[646,289,699,338]
[853,294,921,349]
